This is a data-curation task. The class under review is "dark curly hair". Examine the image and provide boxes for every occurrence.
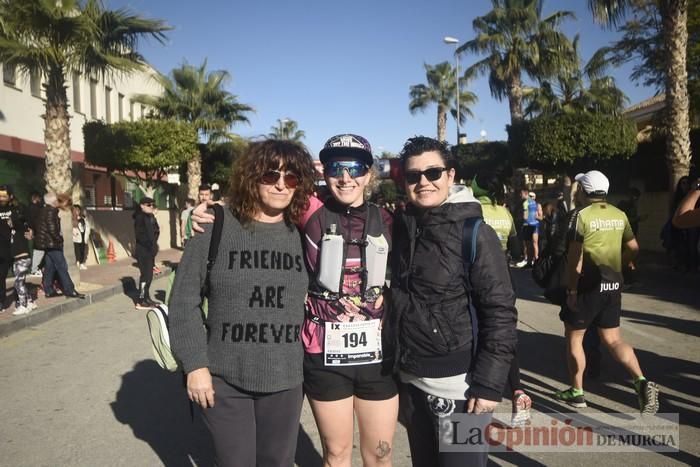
[227,139,315,227]
[398,136,454,169]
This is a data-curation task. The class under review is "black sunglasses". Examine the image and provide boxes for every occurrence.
[260,170,300,188]
[404,167,448,185]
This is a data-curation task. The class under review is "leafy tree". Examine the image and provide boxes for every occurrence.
[0,0,168,195]
[524,37,628,117]
[587,0,692,191]
[507,113,637,168]
[458,0,575,123]
[83,120,197,195]
[133,60,253,199]
[452,141,512,181]
[409,61,478,142]
[268,119,305,142]
[201,137,249,191]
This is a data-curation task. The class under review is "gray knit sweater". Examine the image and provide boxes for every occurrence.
[169,209,308,393]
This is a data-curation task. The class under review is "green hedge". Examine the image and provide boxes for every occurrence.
[507,113,638,169]
[83,119,197,172]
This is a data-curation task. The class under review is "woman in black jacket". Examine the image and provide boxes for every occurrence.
[132,197,160,309]
[390,137,517,467]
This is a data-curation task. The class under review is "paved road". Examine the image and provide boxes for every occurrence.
[0,269,698,466]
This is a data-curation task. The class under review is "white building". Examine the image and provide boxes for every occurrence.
[0,63,164,207]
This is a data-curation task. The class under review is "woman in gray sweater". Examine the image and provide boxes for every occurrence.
[169,140,315,467]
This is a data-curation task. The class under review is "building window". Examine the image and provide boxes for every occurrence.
[30,72,42,97]
[3,64,17,86]
[84,185,95,207]
[72,72,81,113]
[118,93,124,121]
[129,100,135,121]
[104,86,112,123]
[90,78,98,119]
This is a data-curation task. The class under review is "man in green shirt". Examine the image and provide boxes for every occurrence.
[555,170,659,414]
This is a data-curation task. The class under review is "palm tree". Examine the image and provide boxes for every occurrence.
[0,0,169,194]
[409,61,478,142]
[135,60,253,198]
[588,0,691,191]
[458,0,575,123]
[524,38,628,117]
[268,119,305,142]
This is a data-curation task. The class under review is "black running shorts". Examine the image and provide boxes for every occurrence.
[559,282,622,330]
[303,353,398,401]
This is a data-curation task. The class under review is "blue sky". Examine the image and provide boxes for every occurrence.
[112,0,655,157]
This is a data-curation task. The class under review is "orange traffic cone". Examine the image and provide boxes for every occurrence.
[107,239,116,263]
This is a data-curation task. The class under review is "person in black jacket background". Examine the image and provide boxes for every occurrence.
[27,191,45,276]
[34,192,84,299]
[133,197,160,309]
[390,137,517,467]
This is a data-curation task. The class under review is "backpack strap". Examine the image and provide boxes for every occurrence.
[461,217,482,362]
[201,203,225,299]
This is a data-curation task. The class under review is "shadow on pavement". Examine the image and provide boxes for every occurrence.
[622,309,700,339]
[119,276,137,300]
[110,360,214,466]
[295,425,323,467]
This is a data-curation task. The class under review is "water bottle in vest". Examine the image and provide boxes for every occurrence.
[365,234,388,289]
[317,224,344,292]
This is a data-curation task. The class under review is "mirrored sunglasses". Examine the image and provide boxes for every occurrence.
[404,167,448,185]
[260,170,300,188]
[324,161,369,178]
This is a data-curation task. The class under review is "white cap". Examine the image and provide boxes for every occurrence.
[575,170,609,195]
[211,183,220,191]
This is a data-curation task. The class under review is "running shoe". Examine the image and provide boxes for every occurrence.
[29,271,43,278]
[135,298,153,310]
[636,379,660,415]
[554,387,587,408]
[12,305,31,316]
[511,391,532,427]
[513,260,528,268]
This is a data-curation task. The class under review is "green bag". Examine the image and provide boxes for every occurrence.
[145,204,223,371]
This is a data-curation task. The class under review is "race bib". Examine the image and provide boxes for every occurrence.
[324,319,382,366]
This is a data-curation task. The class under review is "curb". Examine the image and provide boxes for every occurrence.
[0,267,173,339]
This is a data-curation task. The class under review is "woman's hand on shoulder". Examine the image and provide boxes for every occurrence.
[187,367,215,408]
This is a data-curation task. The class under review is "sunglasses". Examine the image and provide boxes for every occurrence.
[260,170,301,188]
[324,161,369,178]
[142,203,153,207]
[404,167,448,185]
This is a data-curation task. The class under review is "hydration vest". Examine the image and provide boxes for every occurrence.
[307,203,389,304]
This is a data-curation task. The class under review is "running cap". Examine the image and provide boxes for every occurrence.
[575,170,609,196]
[319,134,374,167]
[528,192,536,199]
[140,196,155,205]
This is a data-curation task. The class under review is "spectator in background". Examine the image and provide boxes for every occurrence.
[34,192,85,300]
[180,198,195,248]
[71,205,90,270]
[133,197,160,310]
[618,188,645,236]
[673,178,700,230]
[0,185,15,312]
[28,191,44,277]
[667,176,699,271]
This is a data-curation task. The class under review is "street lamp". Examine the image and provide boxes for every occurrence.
[443,36,461,144]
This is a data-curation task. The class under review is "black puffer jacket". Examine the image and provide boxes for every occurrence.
[133,210,159,257]
[389,190,517,401]
[34,205,63,250]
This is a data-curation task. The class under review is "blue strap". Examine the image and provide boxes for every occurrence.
[462,217,482,361]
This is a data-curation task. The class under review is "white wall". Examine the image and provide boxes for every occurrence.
[0,63,163,152]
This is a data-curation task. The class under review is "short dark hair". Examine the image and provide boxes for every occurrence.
[474,170,505,205]
[398,136,453,169]
[199,184,211,192]
[185,197,196,206]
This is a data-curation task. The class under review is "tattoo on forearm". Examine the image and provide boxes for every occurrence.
[376,440,391,459]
